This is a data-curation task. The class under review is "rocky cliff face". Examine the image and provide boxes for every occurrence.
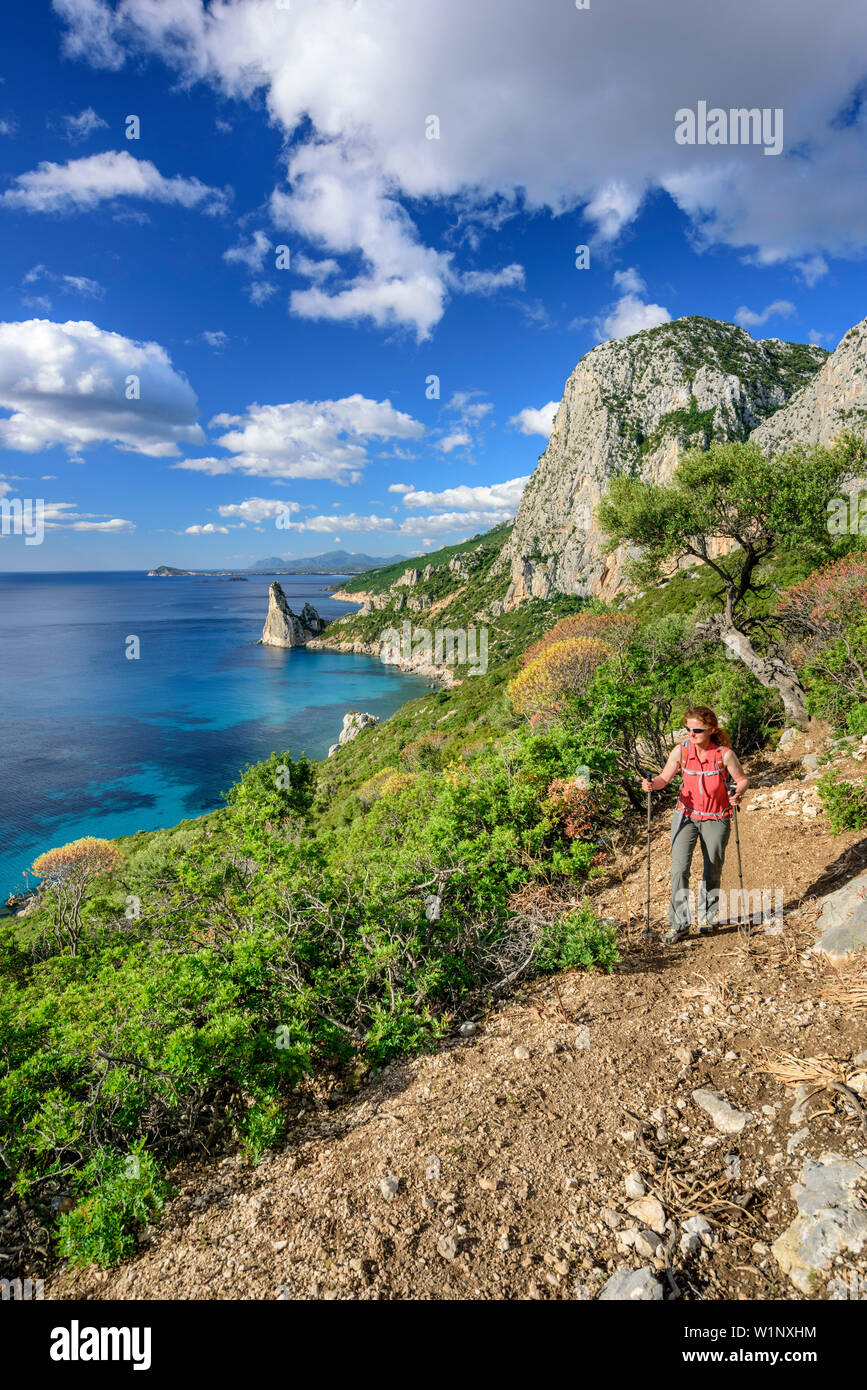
[327,710,380,758]
[751,315,867,454]
[498,316,828,605]
[260,583,327,647]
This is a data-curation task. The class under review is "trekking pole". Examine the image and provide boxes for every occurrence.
[646,784,652,939]
[731,800,747,941]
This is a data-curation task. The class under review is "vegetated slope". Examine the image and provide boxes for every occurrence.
[49,725,867,1302]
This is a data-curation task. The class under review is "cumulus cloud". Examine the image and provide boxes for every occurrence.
[446,391,493,423]
[400,478,528,511]
[175,395,424,483]
[51,0,867,338]
[217,498,303,524]
[508,401,558,437]
[437,431,471,454]
[596,291,671,342]
[0,318,204,457]
[388,482,414,493]
[201,329,229,349]
[280,509,515,537]
[795,255,828,287]
[733,299,797,328]
[60,106,108,141]
[294,254,341,282]
[185,522,229,534]
[612,266,646,296]
[223,229,272,274]
[2,150,231,215]
[248,282,277,306]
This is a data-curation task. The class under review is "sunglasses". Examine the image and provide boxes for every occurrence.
[687,727,708,735]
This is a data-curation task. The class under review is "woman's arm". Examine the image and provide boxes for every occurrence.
[641,747,681,793]
[723,748,749,805]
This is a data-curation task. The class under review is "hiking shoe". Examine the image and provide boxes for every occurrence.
[697,923,716,936]
[663,923,690,945]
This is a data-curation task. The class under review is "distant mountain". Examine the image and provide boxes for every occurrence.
[148,565,196,577]
[247,549,408,574]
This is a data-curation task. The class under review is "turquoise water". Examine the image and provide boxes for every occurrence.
[0,572,431,900]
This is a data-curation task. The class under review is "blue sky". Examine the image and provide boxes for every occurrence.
[1,0,866,571]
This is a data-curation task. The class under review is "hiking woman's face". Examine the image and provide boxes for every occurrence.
[687,724,712,748]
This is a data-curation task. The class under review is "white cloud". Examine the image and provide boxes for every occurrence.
[446,391,493,422]
[61,107,108,142]
[0,318,204,457]
[248,282,277,306]
[612,266,646,295]
[453,263,525,295]
[808,328,834,346]
[1,150,231,215]
[795,255,828,287]
[508,401,558,437]
[437,431,471,454]
[294,254,341,282]
[52,0,867,336]
[201,330,229,349]
[185,522,229,534]
[733,299,797,328]
[0,118,16,137]
[223,229,272,274]
[584,183,644,241]
[388,482,414,493]
[271,143,452,341]
[288,509,515,537]
[400,478,528,511]
[23,265,105,298]
[39,501,135,532]
[596,293,671,342]
[176,395,424,483]
[217,498,303,524]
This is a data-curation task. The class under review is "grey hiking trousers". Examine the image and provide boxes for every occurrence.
[670,808,731,929]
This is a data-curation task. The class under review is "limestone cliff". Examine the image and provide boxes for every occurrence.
[750,315,867,454]
[498,316,828,605]
[260,582,327,647]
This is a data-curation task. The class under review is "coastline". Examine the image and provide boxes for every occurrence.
[311,587,459,688]
[306,633,459,689]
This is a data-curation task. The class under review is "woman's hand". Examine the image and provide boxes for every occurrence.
[641,777,653,793]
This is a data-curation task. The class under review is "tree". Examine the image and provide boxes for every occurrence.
[597,436,865,723]
[32,837,122,955]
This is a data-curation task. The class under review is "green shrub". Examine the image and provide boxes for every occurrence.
[56,1149,169,1268]
[816,770,867,834]
[534,907,620,973]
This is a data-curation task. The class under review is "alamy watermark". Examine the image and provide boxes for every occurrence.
[673,886,784,929]
[380,621,488,676]
[827,480,867,536]
[1,1277,44,1300]
[675,102,783,157]
[0,497,44,545]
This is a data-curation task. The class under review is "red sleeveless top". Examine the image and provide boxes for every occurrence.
[677,739,732,821]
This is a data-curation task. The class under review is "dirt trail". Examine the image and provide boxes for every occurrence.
[50,730,867,1302]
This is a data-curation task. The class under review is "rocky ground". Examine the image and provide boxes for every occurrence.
[48,727,867,1301]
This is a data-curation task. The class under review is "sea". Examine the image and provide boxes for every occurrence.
[0,571,432,902]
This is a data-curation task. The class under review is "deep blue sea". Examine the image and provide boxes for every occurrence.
[0,572,431,901]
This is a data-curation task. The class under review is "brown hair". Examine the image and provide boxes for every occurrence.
[683,705,730,747]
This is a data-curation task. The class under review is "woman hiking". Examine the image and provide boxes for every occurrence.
[641,706,749,945]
